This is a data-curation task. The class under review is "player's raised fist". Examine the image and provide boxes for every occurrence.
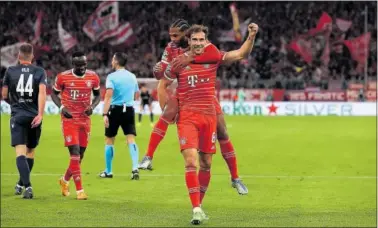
[248,23,259,37]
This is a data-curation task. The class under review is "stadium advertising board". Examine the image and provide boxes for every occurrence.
[1,101,376,116]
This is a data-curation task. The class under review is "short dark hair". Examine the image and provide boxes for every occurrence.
[114,52,128,66]
[72,51,85,58]
[186,24,209,39]
[19,43,33,56]
[170,19,190,32]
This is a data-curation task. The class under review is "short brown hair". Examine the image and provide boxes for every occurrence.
[186,24,209,39]
[19,43,33,56]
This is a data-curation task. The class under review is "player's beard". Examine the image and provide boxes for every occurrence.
[74,68,86,76]
[178,38,188,48]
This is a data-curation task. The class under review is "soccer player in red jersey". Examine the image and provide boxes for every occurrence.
[51,51,101,200]
[139,19,250,195]
[158,23,259,224]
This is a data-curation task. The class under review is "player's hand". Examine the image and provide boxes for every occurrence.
[247,23,259,38]
[31,114,43,128]
[61,107,73,119]
[84,106,93,116]
[172,54,193,70]
[103,115,109,128]
[153,62,163,73]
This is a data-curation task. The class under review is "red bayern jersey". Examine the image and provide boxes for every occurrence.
[166,47,225,115]
[54,69,100,120]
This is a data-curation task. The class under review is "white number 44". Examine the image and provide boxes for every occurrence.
[16,74,33,96]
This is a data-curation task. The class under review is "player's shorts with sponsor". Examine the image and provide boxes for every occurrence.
[214,98,223,115]
[105,105,136,137]
[61,117,91,147]
[176,110,217,154]
[10,114,42,148]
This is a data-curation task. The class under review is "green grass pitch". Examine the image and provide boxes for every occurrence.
[1,115,376,227]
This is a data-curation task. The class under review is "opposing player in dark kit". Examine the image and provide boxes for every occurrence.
[1,43,47,199]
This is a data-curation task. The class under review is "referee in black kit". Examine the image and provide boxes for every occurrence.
[100,52,141,180]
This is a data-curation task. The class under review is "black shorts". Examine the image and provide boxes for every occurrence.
[105,105,136,137]
[141,99,151,107]
[10,115,42,148]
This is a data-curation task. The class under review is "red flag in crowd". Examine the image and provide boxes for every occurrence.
[343,32,371,65]
[83,1,119,42]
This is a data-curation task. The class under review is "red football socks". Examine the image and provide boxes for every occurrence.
[66,155,83,191]
[199,169,211,204]
[185,167,200,208]
[219,140,239,180]
[145,117,169,158]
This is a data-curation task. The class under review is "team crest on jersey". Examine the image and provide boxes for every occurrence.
[185,66,191,70]
[86,81,92,88]
[70,82,75,86]
[180,137,187,145]
[203,64,210,69]
[66,135,72,143]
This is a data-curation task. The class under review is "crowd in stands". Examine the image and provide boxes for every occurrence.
[1,1,376,90]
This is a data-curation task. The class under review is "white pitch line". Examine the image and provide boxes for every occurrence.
[0,173,376,179]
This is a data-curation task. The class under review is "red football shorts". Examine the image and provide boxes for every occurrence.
[61,118,91,147]
[176,110,217,154]
[214,98,223,115]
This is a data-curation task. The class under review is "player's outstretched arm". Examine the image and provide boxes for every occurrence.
[223,23,259,65]
[171,44,222,69]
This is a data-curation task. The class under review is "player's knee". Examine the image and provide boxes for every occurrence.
[217,126,229,141]
[126,134,135,144]
[105,137,115,145]
[15,145,27,157]
[26,148,35,159]
[79,147,86,162]
[182,149,198,168]
[68,145,80,156]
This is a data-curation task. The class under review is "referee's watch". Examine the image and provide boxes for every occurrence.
[102,113,109,117]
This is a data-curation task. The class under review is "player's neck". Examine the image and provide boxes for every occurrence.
[115,66,125,71]
[19,60,32,65]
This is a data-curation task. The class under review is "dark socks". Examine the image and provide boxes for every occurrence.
[16,156,31,188]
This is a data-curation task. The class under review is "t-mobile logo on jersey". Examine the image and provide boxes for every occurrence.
[187,75,198,87]
[70,90,80,100]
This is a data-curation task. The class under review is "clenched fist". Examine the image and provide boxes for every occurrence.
[248,23,259,38]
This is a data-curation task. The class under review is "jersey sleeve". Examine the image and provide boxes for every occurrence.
[193,44,223,64]
[105,75,114,90]
[134,76,139,93]
[39,69,47,85]
[161,46,172,64]
[164,63,178,81]
[2,68,10,87]
[93,73,100,90]
[53,74,63,91]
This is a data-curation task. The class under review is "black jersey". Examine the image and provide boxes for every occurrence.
[140,90,151,102]
[2,63,47,117]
